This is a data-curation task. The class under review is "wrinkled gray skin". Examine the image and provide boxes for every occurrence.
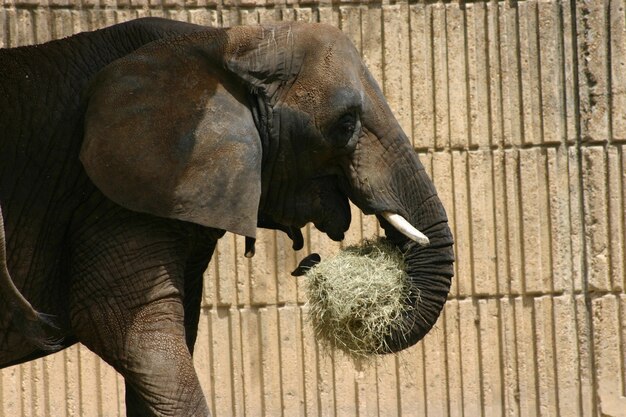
[0,18,454,416]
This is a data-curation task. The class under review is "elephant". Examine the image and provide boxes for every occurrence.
[0,17,454,416]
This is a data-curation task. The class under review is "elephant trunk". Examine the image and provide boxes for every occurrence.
[349,132,454,353]
[377,212,454,353]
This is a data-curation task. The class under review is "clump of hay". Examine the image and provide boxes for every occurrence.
[305,238,413,359]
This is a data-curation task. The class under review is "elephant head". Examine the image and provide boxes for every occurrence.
[80,22,454,353]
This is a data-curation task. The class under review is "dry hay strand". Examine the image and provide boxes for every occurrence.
[304,238,414,359]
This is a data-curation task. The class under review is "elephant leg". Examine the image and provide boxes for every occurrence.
[115,299,208,417]
[67,207,212,417]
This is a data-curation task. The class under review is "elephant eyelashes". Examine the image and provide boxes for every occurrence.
[330,113,360,148]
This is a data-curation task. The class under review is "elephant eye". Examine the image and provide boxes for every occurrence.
[331,113,359,148]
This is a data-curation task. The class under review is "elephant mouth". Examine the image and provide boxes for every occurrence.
[255,175,351,250]
[289,175,352,242]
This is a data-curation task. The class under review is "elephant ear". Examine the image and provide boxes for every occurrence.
[81,32,272,238]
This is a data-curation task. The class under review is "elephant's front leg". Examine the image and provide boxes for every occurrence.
[67,205,212,417]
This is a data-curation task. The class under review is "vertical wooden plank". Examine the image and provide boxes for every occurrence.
[515,297,538,417]
[31,359,47,417]
[500,1,523,147]
[210,308,234,417]
[618,292,626,397]
[50,9,74,39]
[374,355,399,417]
[16,8,34,46]
[397,343,425,417]
[230,308,245,417]
[518,1,543,145]
[340,5,361,49]
[33,8,51,44]
[553,295,583,417]
[64,345,81,417]
[493,150,511,295]
[98,359,122,417]
[240,308,263,417]
[608,146,625,291]
[260,306,282,416]
[356,358,380,417]
[279,306,305,417]
[519,148,553,294]
[1,365,22,417]
[547,147,576,293]
[538,0,566,145]
[575,294,595,417]
[568,146,586,293]
[500,298,520,417]
[592,295,626,415]
[561,0,579,145]
[361,5,382,84]
[611,0,626,140]
[459,299,481,417]
[466,1,491,148]
[316,343,335,417]
[300,305,320,417]
[5,7,18,47]
[423,322,448,416]
[382,3,411,138]
[534,297,558,416]
[0,7,7,49]
[43,353,68,417]
[487,1,503,148]
[469,150,497,295]
[410,3,435,150]
[333,352,357,417]
[479,299,503,415]
[577,0,610,143]
[444,300,463,417]
[78,347,100,417]
[250,229,278,306]
[446,2,470,150]
[432,3,450,150]
[582,146,612,292]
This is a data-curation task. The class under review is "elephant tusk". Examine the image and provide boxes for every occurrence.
[381,212,430,247]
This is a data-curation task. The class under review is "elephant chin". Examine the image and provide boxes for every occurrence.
[376,215,455,353]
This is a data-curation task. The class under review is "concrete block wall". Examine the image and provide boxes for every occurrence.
[1,1,625,416]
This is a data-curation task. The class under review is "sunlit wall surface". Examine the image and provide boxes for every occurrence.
[1,1,625,416]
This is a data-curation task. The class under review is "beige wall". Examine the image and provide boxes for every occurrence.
[2,0,626,416]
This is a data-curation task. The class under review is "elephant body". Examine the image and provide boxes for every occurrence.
[0,18,453,416]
